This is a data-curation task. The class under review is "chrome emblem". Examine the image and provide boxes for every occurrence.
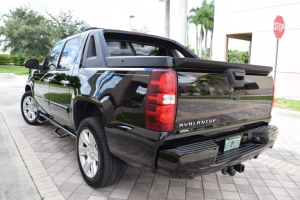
[178,119,216,128]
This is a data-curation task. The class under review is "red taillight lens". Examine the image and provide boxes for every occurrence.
[270,76,275,113]
[145,68,177,131]
[151,73,176,92]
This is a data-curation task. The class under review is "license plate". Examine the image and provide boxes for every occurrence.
[224,135,242,151]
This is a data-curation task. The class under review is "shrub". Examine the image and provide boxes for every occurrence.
[0,54,44,66]
[185,45,196,54]
[200,91,210,96]
[213,91,222,95]
[0,54,10,65]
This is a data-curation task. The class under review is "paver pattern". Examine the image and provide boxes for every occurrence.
[1,74,300,200]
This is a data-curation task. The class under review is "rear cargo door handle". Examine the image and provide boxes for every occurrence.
[60,80,70,86]
[224,68,245,87]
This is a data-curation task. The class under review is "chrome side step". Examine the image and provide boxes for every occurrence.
[39,113,76,138]
[37,116,48,124]
[54,127,69,138]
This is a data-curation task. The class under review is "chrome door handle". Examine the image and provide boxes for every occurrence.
[60,80,70,86]
[44,79,51,84]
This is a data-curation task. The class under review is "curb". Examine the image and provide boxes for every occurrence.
[9,125,64,200]
[0,73,15,76]
[8,73,28,78]
[273,107,300,118]
[0,73,27,78]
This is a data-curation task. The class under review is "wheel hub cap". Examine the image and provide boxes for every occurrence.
[78,129,99,178]
[23,96,37,121]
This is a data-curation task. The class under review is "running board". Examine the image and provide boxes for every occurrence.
[37,116,48,124]
[39,113,76,138]
[54,127,69,138]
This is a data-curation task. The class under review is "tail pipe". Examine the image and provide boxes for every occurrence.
[221,163,245,176]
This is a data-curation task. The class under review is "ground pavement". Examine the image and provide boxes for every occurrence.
[0,73,299,200]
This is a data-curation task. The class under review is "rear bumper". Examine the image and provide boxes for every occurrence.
[156,125,278,178]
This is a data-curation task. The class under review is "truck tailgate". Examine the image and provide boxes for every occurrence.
[173,58,274,139]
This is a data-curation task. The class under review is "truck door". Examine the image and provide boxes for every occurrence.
[34,42,64,115]
[48,36,84,130]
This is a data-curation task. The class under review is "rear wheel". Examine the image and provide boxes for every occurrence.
[76,117,126,188]
[21,91,40,125]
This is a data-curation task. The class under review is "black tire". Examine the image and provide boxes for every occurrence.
[76,117,126,188]
[21,91,40,125]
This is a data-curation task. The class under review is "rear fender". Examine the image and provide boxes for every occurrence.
[72,96,107,130]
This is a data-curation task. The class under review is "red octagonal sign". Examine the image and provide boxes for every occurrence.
[274,15,285,39]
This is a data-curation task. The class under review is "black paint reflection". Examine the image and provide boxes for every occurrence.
[78,69,158,171]
[176,72,273,137]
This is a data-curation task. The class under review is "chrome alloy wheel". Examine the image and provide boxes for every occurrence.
[78,129,99,178]
[22,96,38,121]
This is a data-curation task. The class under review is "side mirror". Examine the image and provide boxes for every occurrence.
[24,59,39,69]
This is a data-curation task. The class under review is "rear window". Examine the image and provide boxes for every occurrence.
[106,42,134,56]
[132,43,157,56]
[106,41,165,56]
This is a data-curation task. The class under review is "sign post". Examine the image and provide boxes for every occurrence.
[273,15,285,82]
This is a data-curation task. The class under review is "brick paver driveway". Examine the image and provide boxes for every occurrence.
[1,74,300,200]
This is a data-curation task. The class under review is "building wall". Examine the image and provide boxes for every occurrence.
[212,0,300,99]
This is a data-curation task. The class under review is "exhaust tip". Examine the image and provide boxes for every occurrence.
[234,163,245,173]
[221,163,245,176]
[227,166,236,176]
[221,167,228,175]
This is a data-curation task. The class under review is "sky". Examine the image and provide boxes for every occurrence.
[0,0,245,53]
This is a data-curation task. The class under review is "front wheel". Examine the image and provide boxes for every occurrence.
[76,117,126,188]
[21,91,40,125]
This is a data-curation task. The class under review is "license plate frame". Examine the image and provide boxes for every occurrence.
[224,135,242,151]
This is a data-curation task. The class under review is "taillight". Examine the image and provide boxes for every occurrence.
[270,76,275,113]
[145,68,177,131]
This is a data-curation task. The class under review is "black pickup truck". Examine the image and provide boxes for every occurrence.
[21,28,278,188]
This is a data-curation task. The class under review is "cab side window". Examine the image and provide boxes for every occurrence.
[58,37,82,70]
[44,42,64,71]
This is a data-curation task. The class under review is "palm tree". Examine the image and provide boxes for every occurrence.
[188,1,215,58]
[209,23,214,59]
[188,14,199,55]
[189,7,204,56]
[194,0,214,59]
[199,1,211,58]
[208,1,215,59]
[159,0,170,38]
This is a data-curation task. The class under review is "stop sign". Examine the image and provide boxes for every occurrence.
[274,16,285,39]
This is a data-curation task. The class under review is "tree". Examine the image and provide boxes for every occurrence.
[228,50,249,64]
[208,24,214,59]
[189,1,214,58]
[189,7,204,56]
[208,1,214,59]
[0,5,54,57]
[199,0,214,59]
[131,25,150,34]
[47,10,89,41]
[159,0,170,38]
[185,45,196,54]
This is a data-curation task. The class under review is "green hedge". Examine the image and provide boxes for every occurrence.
[0,54,44,66]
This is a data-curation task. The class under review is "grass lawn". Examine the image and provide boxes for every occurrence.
[0,65,29,75]
[274,98,300,112]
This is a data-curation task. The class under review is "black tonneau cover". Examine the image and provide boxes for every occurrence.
[174,58,272,75]
[106,56,173,68]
